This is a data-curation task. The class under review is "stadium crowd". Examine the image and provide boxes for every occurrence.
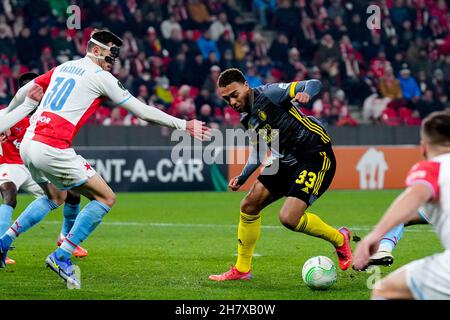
[0,0,449,128]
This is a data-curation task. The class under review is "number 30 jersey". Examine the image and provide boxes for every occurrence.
[25,57,132,149]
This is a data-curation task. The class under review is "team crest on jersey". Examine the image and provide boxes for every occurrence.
[258,111,267,121]
[117,80,126,91]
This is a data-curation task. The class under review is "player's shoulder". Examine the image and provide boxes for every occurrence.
[258,82,290,94]
[256,82,290,103]
[408,160,440,175]
[406,160,441,187]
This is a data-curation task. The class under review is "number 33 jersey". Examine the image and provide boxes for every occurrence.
[25,57,132,149]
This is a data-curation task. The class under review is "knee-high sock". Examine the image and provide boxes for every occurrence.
[0,204,14,236]
[295,212,344,248]
[56,200,110,260]
[0,197,59,249]
[235,211,261,273]
[61,203,80,237]
[379,224,404,252]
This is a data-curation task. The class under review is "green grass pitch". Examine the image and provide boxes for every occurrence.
[0,190,441,300]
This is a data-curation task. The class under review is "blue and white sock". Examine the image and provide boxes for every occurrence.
[379,224,404,253]
[56,200,110,260]
[0,204,14,236]
[61,203,80,237]
[0,197,59,249]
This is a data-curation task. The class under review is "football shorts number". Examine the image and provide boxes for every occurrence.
[295,170,317,189]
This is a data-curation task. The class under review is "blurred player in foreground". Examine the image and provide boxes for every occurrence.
[209,68,352,281]
[353,111,450,300]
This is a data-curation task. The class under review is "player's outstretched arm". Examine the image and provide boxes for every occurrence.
[98,72,210,140]
[352,184,432,270]
[0,84,43,133]
[121,96,210,140]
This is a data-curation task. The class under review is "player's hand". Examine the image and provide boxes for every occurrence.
[228,177,242,191]
[352,232,381,271]
[294,92,311,104]
[186,119,211,141]
[27,84,44,102]
[0,129,11,143]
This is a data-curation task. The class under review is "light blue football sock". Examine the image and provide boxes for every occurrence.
[0,197,59,249]
[56,200,110,260]
[417,209,429,223]
[379,224,404,252]
[0,204,14,236]
[61,203,80,237]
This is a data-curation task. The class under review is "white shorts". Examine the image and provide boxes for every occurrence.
[404,250,450,300]
[20,138,96,190]
[0,163,45,198]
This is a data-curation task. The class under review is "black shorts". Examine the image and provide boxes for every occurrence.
[257,145,336,206]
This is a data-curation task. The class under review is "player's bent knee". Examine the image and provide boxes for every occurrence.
[240,197,261,215]
[278,213,297,230]
[0,182,18,208]
[278,207,303,230]
[65,190,81,205]
[102,192,116,208]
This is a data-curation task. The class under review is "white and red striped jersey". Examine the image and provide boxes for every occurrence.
[25,57,132,149]
[405,153,450,249]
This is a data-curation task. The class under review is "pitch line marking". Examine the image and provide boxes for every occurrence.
[40,221,433,233]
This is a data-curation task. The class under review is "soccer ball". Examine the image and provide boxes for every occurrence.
[301,256,337,290]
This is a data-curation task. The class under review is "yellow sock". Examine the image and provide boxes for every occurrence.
[235,211,261,273]
[295,212,344,247]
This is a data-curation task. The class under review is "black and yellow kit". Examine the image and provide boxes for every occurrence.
[238,80,336,206]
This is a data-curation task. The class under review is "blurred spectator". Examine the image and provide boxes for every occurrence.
[253,0,276,29]
[283,48,308,82]
[234,32,251,68]
[185,52,209,88]
[245,62,263,88]
[166,52,188,87]
[268,33,289,68]
[187,0,212,31]
[0,22,16,59]
[164,28,183,56]
[209,12,234,42]
[154,76,174,108]
[15,28,36,65]
[197,103,220,129]
[362,92,392,123]
[379,66,403,100]
[416,89,442,119]
[40,47,58,74]
[316,34,340,76]
[202,65,222,104]
[217,30,234,59]
[160,15,182,40]
[294,16,318,62]
[103,107,128,126]
[169,84,196,120]
[398,64,421,100]
[390,0,410,28]
[197,30,220,61]
[273,0,300,40]
[195,89,215,114]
